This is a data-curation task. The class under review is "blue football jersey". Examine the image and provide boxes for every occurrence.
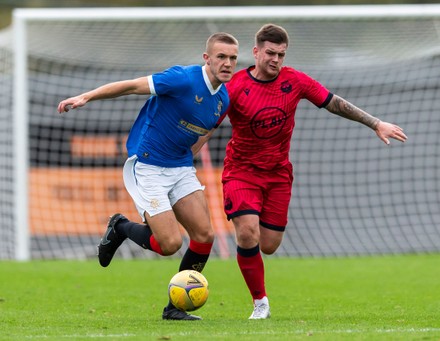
[126,65,229,167]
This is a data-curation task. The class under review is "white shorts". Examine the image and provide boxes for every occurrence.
[123,155,205,219]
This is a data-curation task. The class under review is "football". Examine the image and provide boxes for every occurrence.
[168,270,209,312]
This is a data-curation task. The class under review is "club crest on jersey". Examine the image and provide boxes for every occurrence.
[194,95,204,104]
[213,101,223,117]
[150,198,160,209]
[281,81,292,94]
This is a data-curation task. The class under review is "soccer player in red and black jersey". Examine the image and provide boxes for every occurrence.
[221,24,407,319]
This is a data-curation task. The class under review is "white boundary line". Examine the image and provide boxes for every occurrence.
[21,327,440,338]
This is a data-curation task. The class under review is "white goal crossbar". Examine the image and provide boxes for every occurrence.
[13,5,440,21]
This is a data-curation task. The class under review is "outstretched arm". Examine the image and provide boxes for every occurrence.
[325,95,407,145]
[57,76,150,113]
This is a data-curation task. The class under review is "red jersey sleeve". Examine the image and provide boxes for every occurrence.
[295,69,333,108]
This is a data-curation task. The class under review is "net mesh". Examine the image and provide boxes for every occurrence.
[1,7,439,259]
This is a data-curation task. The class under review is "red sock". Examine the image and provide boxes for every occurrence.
[149,235,164,255]
[237,245,266,300]
[189,239,213,255]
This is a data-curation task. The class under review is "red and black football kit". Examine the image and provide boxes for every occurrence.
[222,65,333,229]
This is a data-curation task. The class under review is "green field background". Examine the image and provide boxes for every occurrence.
[1,254,439,340]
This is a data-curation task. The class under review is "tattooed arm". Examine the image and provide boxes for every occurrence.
[325,95,407,145]
[326,95,380,129]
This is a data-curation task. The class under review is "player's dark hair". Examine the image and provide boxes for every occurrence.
[206,32,239,52]
[255,24,289,47]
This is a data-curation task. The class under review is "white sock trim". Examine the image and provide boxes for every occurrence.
[254,296,269,306]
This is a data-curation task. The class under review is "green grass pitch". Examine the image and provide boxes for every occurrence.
[1,254,440,340]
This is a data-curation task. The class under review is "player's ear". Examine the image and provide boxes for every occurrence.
[252,46,258,58]
[203,52,210,64]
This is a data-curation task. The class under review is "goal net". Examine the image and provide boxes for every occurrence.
[1,5,440,260]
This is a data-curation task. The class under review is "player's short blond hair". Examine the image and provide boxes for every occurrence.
[205,32,239,53]
[255,24,289,47]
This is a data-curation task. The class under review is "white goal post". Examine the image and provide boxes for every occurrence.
[5,5,440,260]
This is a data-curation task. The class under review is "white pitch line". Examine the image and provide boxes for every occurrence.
[23,334,136,339]
[22,328,440,339]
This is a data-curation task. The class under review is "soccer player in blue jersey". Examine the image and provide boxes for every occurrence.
[57,32,239,320]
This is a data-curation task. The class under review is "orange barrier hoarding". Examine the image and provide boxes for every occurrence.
[29,167,233,236]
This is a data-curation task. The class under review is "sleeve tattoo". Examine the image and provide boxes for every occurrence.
[326,95,380,130]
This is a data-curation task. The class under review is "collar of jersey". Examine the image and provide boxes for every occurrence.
[202,65,223,95]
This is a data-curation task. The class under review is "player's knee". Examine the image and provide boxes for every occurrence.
[236,226,259,246]
[203,227,215,244]
[260,240,281,255]
[160,237,183,256]
[260,244,278,255]
[196,229,215,245]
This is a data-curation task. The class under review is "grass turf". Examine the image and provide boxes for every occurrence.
[1,254,440,340]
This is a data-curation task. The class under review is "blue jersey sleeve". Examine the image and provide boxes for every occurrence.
[151,65,191,96]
